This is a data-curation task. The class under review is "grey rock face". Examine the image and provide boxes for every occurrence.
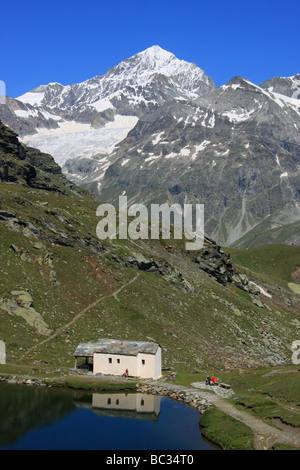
[94,76,300,246]
[0,48,299,247]
[260,74,300,99]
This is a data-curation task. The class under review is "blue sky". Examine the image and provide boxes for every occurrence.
[1,0,299,98]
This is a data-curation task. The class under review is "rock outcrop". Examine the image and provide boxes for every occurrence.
[0,290,52,336]
[121,252,194,292]
[0,120,84,195]
[193,240,260,293]
[136,382,211,414]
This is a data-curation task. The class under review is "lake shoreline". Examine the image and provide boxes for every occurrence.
[0,372,212,414]
[0,374,218,451]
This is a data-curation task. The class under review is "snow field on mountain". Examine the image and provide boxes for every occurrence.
[20,115,138,165]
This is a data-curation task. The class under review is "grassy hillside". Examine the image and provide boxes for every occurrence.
[231,219,300,249]
[0,119,299,376]
[228,245,300,284]
[0,180,299,378]
[0,122,300,451]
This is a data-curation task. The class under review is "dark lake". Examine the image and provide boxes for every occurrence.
[0,382,216,450]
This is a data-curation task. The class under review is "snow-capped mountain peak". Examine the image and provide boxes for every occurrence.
[112,45,214,95]
[4,46,215,165]
[0,47,299,248]
[136,44,175,61]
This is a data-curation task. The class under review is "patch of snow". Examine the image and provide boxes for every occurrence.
[191,140,210,161]
[179,147,191,157]
[14,109,37,118]
[251,282,272,298]
[152,131,164,145]
[145,155,161,163]
[280,172,288,178]
[40,111,62,121]
[199,111,215,128]
[200,112,208,127]
[164,152,178,159]
[17,92,45,106]
[90,98,114,112]
[48,82,62,86]
[222,108,256,122]
[208,113,215,128]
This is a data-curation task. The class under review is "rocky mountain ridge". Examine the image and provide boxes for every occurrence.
[0,46,299,247]
[83,75,300,246]
[0,46,215,165]
[0,121,83,195]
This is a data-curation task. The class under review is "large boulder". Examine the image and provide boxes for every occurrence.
[0,290,52,336]
[194,245,234,286]
[193,241,260,294]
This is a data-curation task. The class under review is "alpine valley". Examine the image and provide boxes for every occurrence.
[1,45,300,248]
[1,46,300,451]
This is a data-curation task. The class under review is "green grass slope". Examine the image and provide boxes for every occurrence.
[231,219,300,249]
[0,180,299,378]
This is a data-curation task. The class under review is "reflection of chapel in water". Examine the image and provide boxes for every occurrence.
[92,393,161,421]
